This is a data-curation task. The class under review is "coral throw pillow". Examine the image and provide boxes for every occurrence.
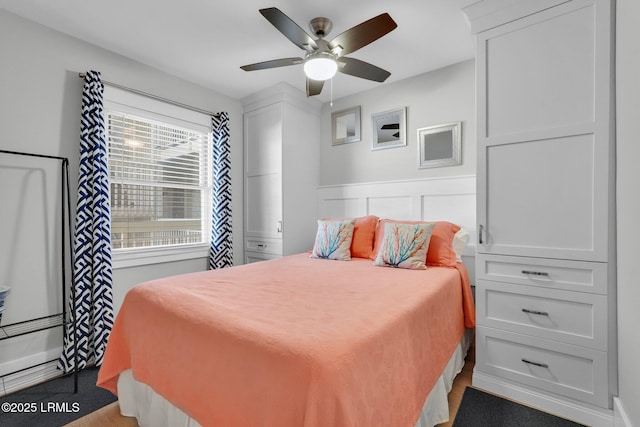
[351,215,379,258]
[311,219,356,261]
[373,222,435,269]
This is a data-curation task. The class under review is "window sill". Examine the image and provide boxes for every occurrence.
[112,244,209,269]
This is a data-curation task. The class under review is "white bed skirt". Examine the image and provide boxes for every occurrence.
[116,328,473,427]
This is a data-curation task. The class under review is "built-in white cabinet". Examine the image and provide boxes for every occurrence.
[242,83,322,263]
[460,0,616,425]
[478,133,609,261]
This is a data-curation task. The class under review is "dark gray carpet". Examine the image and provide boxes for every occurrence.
[0,367,116,427]
[453,387,587,427]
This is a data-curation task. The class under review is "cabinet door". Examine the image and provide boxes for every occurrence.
[477,135,606,260]
[476,0,612,261]
[244,103,284,240]
[244,103,282,176]
[245,170,282,239]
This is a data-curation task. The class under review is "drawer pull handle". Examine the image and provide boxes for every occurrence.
[522,308,549,316]
[257,244,267,249]
[521,270,549,277]
[522,358,549,369]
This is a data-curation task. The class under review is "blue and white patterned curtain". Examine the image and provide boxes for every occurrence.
[209,112,233,269]
[59,70,114,372]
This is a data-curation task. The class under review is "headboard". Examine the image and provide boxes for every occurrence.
[317,175,477,282]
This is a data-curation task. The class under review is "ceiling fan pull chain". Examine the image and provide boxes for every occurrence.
[330,78,333,108]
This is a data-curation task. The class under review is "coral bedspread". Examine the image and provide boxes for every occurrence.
[98,253,475,427]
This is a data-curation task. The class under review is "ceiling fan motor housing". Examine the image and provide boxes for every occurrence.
[309,17,332,38]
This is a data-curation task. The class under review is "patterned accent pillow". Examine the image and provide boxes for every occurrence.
[371,219,461,267]
[310,219,356,261]
[322,215,379,258]
[373,222,435,269]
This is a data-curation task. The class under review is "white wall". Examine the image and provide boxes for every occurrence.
[319,59,475,185]
[0,9,244,374]
[615,0,640,425]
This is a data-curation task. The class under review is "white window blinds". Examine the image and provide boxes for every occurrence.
[104,87,212,251]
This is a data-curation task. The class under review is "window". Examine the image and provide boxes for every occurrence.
[104,87,212,260]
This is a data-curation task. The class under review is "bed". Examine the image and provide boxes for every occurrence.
[97,218,476,427]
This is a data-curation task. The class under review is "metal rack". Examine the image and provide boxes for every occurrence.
[0,149,77,394]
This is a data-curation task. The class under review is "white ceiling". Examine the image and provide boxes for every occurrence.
[0,0,474,103]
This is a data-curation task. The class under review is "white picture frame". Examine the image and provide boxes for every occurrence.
[331,106,361,145]
[417,122,462,169]
[371,107,406,150]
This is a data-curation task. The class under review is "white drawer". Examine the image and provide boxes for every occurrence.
[476,254,608,294]
[475,327,608,407]
[244,251,280,264]
[477,280,607,350]
[245,237,282,255]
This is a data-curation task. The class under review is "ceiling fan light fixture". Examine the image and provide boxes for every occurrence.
[303,53,338,81]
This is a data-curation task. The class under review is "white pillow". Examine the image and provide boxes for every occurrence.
[453,229,470,261]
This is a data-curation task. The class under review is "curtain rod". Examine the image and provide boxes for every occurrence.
[78,72,218,117]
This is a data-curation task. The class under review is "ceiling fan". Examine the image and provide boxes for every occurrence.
[240,7,398,97]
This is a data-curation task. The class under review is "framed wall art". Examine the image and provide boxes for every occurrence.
[371,107,406,150]
[331,106,361,145]
[417,122,461,168]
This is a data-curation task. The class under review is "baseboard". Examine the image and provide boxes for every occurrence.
[0,347,64,397]
[0,346,62,376]
[614,397,635,427]
[473,371,614,427]
[0,360,66,397]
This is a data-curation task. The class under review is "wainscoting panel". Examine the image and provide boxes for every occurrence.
[367,196,414,220]
[422,193,477,244]
[317,175,477,256]
[320,197,363,219]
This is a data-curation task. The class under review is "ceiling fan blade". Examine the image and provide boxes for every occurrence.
[328,13,397,56]
[240,57,303,71]
[306,78,325,97]
[338,57,391,82]
[381,123,400,130]
[260,8,318,52]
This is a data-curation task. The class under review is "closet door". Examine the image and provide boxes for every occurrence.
[244,103,283,240]
[475,0,612,262]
